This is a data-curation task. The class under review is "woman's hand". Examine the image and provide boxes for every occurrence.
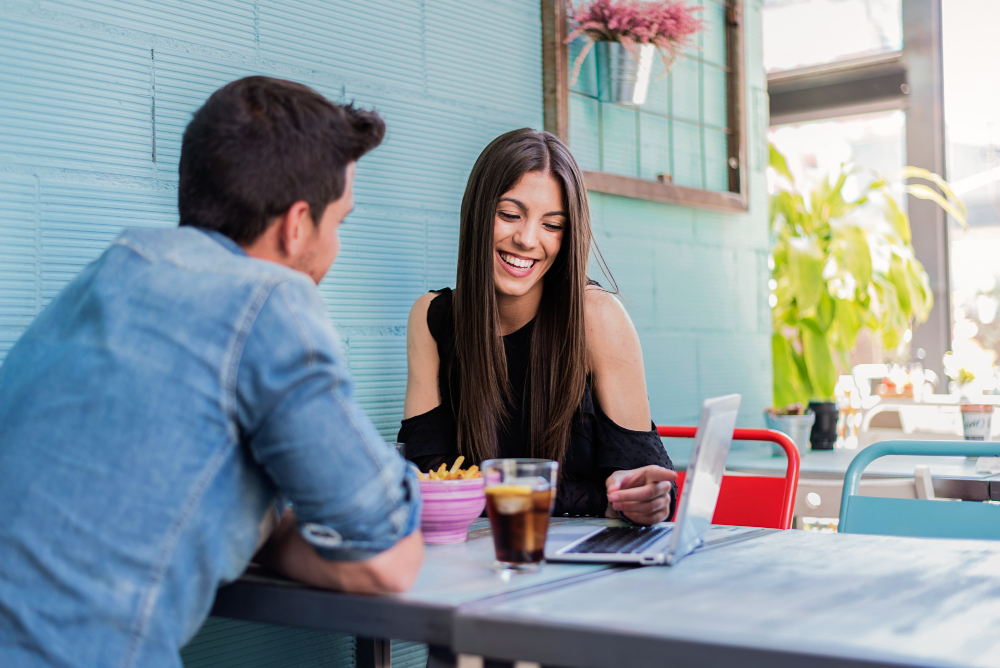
[605,465,677,525]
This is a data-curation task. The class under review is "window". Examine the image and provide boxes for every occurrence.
[541,0,747,211]
[762,0,902,74]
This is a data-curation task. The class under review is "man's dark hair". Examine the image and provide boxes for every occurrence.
[178,76,385,245]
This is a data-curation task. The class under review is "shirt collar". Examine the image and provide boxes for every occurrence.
[195,227,248,257]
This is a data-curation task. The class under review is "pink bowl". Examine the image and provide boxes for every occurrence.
[419,477,486,544]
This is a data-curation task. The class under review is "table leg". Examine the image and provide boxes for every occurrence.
[356,636,391,668]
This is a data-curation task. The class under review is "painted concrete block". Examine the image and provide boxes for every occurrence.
[757,249,773,333]
[670,57,700,124]
[641,332,702,425]
[0,176,39,342]
[568,36,598,98]
[697,332,772,426]
[703,65,728,129]
[425,0,541,123]
[704,128,730,192]
[642,58,671,117]
[346,334,408,439]
[638,112,672,182]
[568,93,601,172]
[671,119,703,189]
[48,0,256,54]
[589,236,655,330]
[0,16,152,175]
[701,1,728,68]
[600,103,638,177]
[258,0,423,90]
[682,0,704,60]
[38,181,175,306]
[651,242,750,332]
[694,206,769,248]
[590,193,696,244]
[733,246,763,333]
[320,209,425,329]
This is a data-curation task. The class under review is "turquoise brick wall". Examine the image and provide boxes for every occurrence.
[0,0,769,664]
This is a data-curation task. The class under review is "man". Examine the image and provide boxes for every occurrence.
[0,76,423,668]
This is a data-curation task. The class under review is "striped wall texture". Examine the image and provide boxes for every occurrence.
[0,0,769,665]
[0,0,771,432]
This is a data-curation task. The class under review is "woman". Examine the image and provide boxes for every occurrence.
[399,128,676,525]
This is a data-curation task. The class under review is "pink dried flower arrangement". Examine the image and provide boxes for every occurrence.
[567,0,704,85]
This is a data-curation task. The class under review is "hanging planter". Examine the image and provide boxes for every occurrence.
[595,41,656,105]
[567,0,703,106]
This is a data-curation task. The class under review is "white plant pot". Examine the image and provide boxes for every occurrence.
[595,41,655,105]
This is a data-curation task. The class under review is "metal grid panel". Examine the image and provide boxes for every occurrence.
[567,0,732,193]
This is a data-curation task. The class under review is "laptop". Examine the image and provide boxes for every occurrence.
[546,394,741,567]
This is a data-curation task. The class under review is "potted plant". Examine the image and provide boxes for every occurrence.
[763,403,815,456]
[768,145,966,449]
[566,0,703,105]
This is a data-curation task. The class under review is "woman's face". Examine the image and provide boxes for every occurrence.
[493,170,566,300]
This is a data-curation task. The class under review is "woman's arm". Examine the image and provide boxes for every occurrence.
[585,287,676,524]
[400,293,460,471]
[404,292,442,419]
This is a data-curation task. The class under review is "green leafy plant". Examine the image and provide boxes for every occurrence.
[769,145,966,407]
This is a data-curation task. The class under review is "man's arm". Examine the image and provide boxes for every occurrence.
[238,278,423,590]
[257,508,423,594]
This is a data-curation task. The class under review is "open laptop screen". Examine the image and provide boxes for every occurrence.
[665,394,741,565]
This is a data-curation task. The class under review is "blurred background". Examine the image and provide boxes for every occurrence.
[766,0,1000,400]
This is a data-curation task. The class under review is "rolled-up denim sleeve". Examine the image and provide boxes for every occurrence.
[236,277,421,561]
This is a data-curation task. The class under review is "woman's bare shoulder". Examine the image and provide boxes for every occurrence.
[409,291,437,318]
[584,286,636,352]
[407,292,443,348]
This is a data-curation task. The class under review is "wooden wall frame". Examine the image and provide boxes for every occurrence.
[542,0,748,213]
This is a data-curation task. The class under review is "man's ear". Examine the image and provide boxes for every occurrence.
[275,201,314,259]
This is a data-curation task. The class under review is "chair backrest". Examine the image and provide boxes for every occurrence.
[657,426,801,530]
[839,440,1000,539]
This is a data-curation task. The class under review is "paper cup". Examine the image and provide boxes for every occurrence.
[960,404,993,441]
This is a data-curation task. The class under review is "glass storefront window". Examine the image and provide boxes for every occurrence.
[768,110,906,198]
[944,0,1000,391]
[762,0,902,73]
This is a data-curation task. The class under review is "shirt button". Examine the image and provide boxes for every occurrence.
[563,513,569,517]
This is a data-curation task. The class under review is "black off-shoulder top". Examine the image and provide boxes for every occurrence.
[397,288,676,519]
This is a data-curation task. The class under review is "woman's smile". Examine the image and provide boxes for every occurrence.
[497,250,538,277]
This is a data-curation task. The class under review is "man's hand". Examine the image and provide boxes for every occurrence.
[606,465,677,525]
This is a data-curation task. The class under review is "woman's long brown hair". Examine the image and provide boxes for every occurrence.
[453,129,591,467]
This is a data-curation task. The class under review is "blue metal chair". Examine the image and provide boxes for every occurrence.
[839,440,1000,540]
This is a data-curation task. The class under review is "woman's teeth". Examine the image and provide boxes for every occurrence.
[500,252,535,269]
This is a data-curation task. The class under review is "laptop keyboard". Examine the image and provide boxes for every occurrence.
[564,526,673,554]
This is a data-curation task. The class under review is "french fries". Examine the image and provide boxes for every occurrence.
[417,456,481,481]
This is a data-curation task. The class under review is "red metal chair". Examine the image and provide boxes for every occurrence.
[657,426,801,530]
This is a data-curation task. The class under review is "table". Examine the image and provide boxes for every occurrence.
[454,529,1000,668]
[210,518,765,663]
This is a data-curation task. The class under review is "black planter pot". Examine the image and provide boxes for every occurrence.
[808,401,839,450]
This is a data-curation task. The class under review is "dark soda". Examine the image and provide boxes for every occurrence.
[485,483,554,564]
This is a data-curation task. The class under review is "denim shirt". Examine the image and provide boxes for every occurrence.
[0,227,421,668]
